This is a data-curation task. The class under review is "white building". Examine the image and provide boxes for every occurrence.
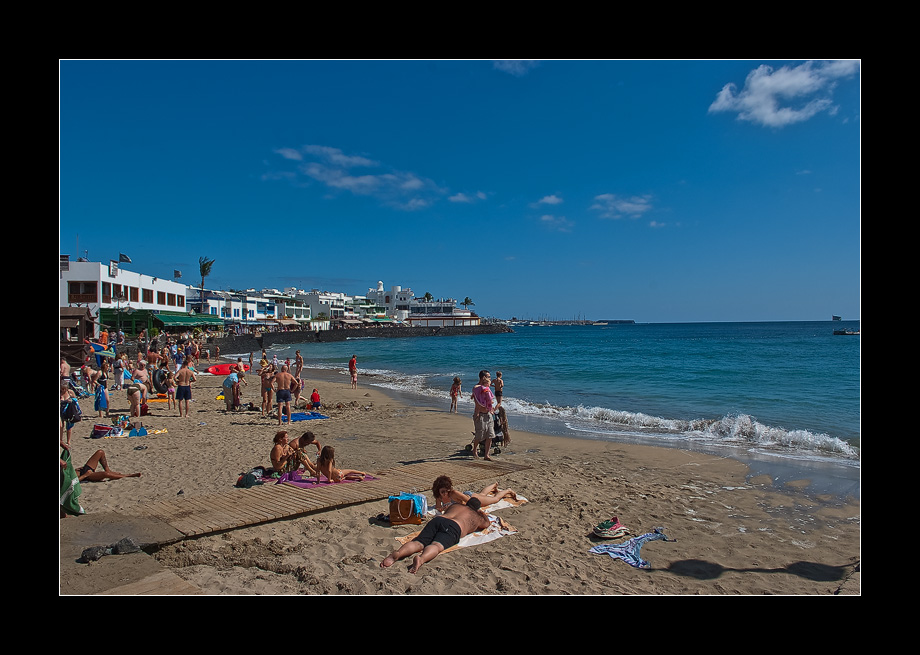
[59,258,221,337]
[365,280,479,327]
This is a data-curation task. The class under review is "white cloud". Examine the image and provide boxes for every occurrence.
[274,147,303,161]
[538,194,563,205]
[591,194,653,220]
[494,60,539,76]
[709,60,859,128]
[539,214,574,232]
[302,145,377,168]
[449,190,489,203]
[268,144,444,210]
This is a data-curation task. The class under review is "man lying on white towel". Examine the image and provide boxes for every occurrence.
[381,498,491,574]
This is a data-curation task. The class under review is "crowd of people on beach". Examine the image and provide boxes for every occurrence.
[61,338,521,575]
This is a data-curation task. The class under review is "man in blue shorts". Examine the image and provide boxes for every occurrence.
[273,365,296,426]
[380,497,491,574]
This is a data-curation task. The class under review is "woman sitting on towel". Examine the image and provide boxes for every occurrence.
[316,445,367,482]
[270,431,318,476]
[432,475,518,512]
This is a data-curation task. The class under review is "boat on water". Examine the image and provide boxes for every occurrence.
[833,329,860,335]
[832,315,842,321]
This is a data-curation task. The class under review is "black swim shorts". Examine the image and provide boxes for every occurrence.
[413,516,462,549]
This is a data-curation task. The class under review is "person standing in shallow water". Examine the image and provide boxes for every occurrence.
[449,377,462,413]
[349,354,358,390]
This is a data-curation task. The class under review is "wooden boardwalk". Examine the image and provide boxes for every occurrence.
[127,459,532,541]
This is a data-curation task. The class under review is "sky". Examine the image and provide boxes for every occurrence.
[59,60,860,323]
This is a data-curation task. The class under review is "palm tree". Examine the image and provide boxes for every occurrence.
[199,256,215,313]
[461,297,475,310]
[423,292,433,302]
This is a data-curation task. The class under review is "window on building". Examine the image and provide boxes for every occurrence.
[157,291,166,305]
[210,307,217,315]
[143,288,153,304]
[177,295,185,307]
[129,287,139,302]
[67,281,97,304]
[167,293,176,306]
[102,282,111,303]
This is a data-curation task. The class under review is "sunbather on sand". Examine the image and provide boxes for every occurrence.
[270,431,318,476]
[316,445,367,482]
[76,449,142,482]
[432,475,517,512]
[380,497,491,574]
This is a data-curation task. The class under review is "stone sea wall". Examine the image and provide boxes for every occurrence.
[209,324,513,355]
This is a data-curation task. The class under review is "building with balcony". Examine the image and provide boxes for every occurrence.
[59,258,221,337]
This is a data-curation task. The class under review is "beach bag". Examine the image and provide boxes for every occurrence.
[61,398,83,423]
[389,493,425,525]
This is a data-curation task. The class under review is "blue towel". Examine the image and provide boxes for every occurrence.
[589,528,674,569]
[289,412,330,422]
[388,493,426,516]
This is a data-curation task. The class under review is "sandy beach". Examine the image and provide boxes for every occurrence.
[60,362,860,595]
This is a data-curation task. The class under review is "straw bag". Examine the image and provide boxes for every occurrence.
[389,493,424,525]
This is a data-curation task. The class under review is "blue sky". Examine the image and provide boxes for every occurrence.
[60,60,860,323]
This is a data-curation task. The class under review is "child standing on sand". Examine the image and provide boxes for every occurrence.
[449,377,462,413]
[166,370,177,410]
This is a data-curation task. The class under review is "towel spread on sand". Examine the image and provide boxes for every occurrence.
[278,471,378,489]
[288,412,330,422]
[588,527,674,569]
[396,495,527,553]
[397,513,517,553]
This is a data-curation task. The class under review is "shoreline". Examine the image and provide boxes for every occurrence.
[250,359,860,502]
[60,359,860,595]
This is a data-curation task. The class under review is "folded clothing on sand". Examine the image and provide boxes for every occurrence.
[588,527,674,569]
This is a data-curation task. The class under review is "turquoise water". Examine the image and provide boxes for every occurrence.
[251,322,860,469]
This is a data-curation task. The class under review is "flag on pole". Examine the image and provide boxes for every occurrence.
[119,253,132,263]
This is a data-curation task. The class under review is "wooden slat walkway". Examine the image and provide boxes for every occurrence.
[128,459,531,540]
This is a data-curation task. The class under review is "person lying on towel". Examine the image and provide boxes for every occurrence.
[380,497,491,574]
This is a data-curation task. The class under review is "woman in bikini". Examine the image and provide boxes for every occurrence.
[431,475,518,512]
[76,449,142,482]
[316,445,367,482]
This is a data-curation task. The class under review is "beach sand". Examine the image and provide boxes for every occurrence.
[60,364,860,595]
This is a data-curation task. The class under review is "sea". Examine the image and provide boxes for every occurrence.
[235,321,861,499]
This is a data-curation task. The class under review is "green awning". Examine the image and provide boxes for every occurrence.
[155,314,225,327]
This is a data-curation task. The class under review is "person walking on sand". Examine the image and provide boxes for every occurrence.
[349,354,358,389]
[449,376,462,413]
[294,350,304,379]
[175,358,196,417]
[273,364,296,425]
[380,497,491,574]
[471,370,496,460]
